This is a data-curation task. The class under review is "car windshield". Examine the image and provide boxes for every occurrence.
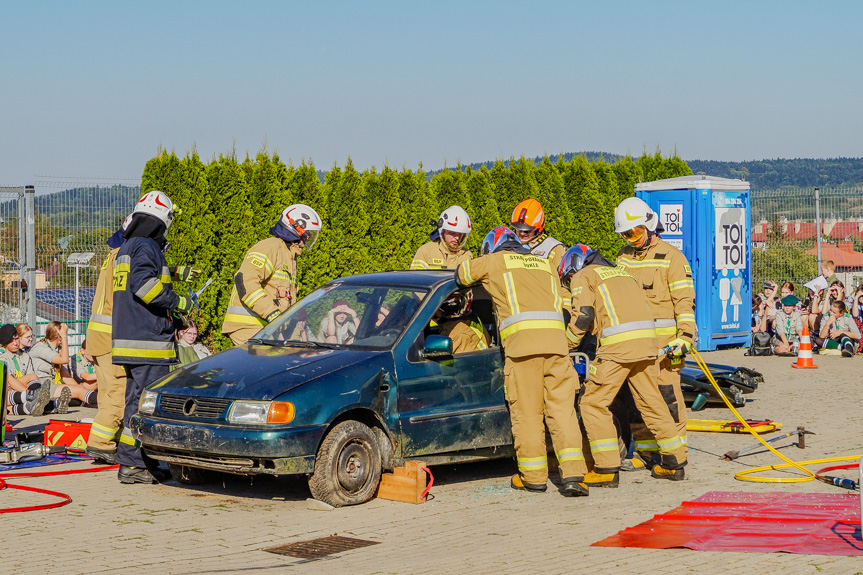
[253,283,429,350]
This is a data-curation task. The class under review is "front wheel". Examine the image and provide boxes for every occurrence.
[308,421,382,507]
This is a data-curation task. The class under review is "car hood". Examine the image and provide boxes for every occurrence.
[147,344,378,400]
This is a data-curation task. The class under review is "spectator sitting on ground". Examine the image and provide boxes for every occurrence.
[780,282,795,302]
[771,295,803,355]
[0,324,51,416]
[16,323,34,352]
[29,321,97,411]
[68,339,98,389]
[850,285,863,353]
[176,320,211,367]
[317,300,359,344]
[814,301,861,357]
[752,281,779,334]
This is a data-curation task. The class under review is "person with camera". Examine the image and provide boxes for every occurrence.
[811,280,850,333]
[752,281,779,334]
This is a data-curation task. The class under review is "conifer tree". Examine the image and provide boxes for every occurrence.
[291,161,332,297]
[327,159,371,277]
[560,156,606,253]
[534,156,573,246]
[464,166,502,253]
[399,166,438,263]
[369,165,408,270]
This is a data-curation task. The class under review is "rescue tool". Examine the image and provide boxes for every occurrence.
[187,277,213,310]
[720,427,814,461]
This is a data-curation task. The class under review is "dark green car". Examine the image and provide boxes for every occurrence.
[132,270,514,507]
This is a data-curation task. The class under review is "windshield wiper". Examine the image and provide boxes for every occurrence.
[281,340,341,349]
[247,338,282,346]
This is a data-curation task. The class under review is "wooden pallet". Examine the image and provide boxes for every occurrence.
[376,460,427,504]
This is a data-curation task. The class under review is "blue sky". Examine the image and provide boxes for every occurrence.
[2,1,861,184]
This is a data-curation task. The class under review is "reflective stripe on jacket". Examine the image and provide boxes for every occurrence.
[410,239,472,270]
[567,263,659,363]
[111,237,179,366]
[87,248,119,356]
[617,238,696,346]
[221,237,301,336]
[456,251,567,358]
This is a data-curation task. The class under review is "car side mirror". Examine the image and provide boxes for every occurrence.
[422,335,453,359]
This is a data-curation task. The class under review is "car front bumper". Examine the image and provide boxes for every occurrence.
[131,414,327,476]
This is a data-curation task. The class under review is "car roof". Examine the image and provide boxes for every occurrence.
[327,269,455,290]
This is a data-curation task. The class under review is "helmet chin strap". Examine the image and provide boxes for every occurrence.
[632,230,655,253]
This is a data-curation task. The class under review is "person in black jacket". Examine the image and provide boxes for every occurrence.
[112,191,196,484]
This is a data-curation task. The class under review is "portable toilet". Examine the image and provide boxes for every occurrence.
[635,175,751,351]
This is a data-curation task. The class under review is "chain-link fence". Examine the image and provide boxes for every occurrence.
[751,185,863,295]
[31,177,140,346]
[0,186,27,325]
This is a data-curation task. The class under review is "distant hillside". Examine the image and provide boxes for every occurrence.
[0,184,139,229]
[685,157,863,189]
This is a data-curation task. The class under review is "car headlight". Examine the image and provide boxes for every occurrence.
[228,401,295,424]
[139,390,158,415]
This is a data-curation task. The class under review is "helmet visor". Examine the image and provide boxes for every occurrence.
[301,229,319,252]
[620,226,647,245]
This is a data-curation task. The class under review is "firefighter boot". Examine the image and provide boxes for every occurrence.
[560,478,589,497]
[583,470,620,488]
[620,454,648,472]
[510,474,547,493]
[86,446,117,465]
[118,466,159,484]
[651,465,685,481]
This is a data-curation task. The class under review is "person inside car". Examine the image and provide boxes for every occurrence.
[317,300,359,345]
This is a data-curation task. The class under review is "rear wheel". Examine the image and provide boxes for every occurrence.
[308,421,382,507]
[168,463,212,485]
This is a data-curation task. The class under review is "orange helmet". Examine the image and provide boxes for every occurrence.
[510,199,545,234]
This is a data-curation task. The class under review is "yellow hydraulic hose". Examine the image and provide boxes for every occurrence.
[690,348,860,488]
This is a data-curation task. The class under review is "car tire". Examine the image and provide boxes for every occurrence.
[309,420,382,507]
[168,463,212,485]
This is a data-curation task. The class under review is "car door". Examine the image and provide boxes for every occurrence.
[395,287,512,458]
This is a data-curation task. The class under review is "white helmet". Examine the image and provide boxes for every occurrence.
[614,196,658,233]
[133,191,177,229]
[280,204,322,251]
[438,205,471,244]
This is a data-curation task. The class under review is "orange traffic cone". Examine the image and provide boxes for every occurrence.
[791,327,818,369]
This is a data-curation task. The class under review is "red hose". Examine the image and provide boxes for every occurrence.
[0,463,119,513]
[421,466,434,499]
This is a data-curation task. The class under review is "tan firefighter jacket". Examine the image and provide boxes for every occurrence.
[456,251,567,358]
[221,237,301,335]
[438,315,490,354]
[617,237,696,347]
[410,239,472,270]
[567,263,659,363]
[528,234,569,301]
[86,248,120,357]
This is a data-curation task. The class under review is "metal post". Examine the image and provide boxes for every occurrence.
[74,265,80,323]
[17,190,26,319]
[815,187,822,270]
[25,186,36,330]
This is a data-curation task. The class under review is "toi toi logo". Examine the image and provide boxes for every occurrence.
[661,205,683,234]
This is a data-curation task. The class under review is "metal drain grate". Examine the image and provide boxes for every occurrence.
[264,536,380,559]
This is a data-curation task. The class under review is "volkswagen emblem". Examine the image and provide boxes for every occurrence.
[183,398,197,416]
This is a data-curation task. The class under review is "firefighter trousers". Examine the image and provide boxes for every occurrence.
[88,353,127,451]
[116,364,169,469]
[631,355,688,461]
[581,357,686,472]
[504,353,586,485]
[227,327,260,347]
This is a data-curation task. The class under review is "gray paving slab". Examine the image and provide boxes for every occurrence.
[2,350,862,574]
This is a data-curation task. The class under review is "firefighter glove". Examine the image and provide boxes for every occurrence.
[667,337,692,357]
[173,266,202,282]
[175,295,195,315]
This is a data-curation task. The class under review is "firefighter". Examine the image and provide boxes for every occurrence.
[433,290,490,354]
[87,215,200,465]
[456,226,588,497]
[510,198,570,303]
[615,197,695,468]
[410,205,472,270]
[561,244,687,485]
[112,191,194,484]
[221,204,322,346]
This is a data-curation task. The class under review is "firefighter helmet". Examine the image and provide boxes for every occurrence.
[614,196,657,233]
[510,199,545,234]
[280,204,322,251]
[481,226,519,255]
[133,191,178,229]
[559,244,594,283]
[438,290,473,320]
[438,205,471,246]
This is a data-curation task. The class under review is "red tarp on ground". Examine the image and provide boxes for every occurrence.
[593,491,863,556]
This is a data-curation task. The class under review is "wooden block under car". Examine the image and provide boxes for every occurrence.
[376,460,428,504]
[44,420,91,451]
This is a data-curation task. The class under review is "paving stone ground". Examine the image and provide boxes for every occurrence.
[3,349,862,574]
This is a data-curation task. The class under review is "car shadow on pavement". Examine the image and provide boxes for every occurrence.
[161,470,313,502]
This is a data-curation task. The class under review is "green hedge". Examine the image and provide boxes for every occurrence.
[142,150,691,351]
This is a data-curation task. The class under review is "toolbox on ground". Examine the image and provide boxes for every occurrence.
[44,420,91,451]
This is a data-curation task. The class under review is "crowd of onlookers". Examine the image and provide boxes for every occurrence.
[4,319,211,417]
[752,260,863,357]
